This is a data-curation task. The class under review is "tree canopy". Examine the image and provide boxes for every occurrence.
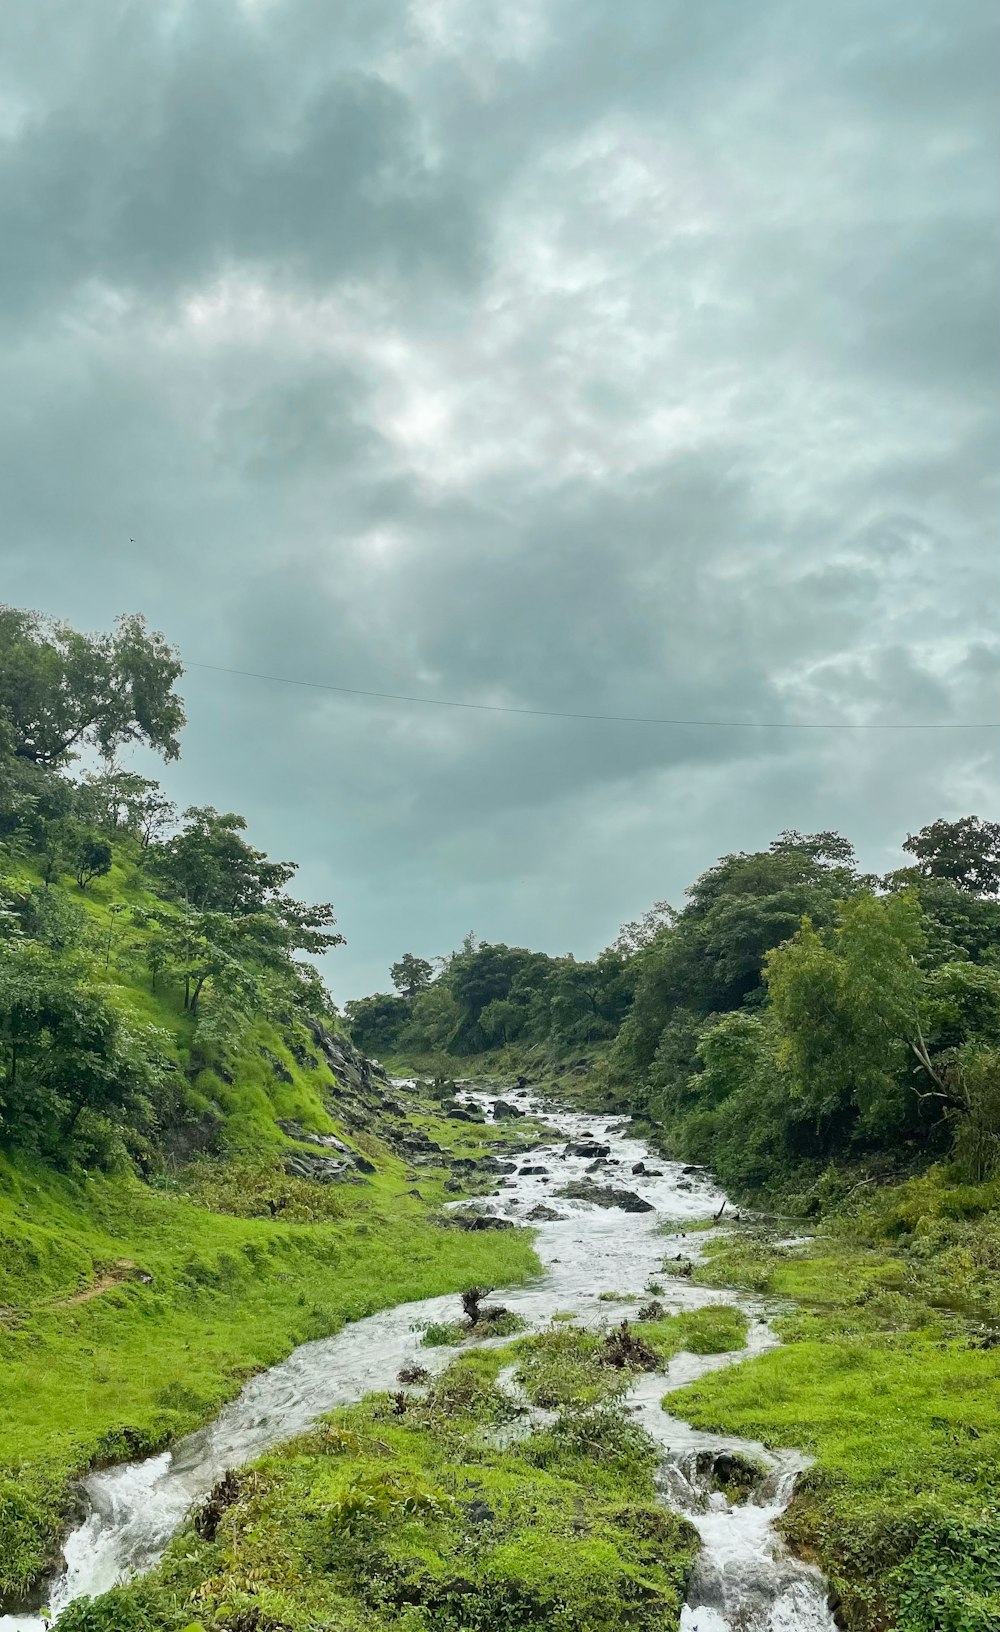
[0,607,185,767]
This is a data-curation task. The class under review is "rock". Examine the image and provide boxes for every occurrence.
[631,1161,664,1177]
[283,1152,360,1184]
[277,1119,351,1154]
[462,1498,496,1525]
[491,1099,525,1120]
[258,1045,294,1084]
[519,1164,548,1176]
[682,1164,707,1175]
[555,1180,655,1214]
[354,1155,377,1174]
[449,1212,515,1231]
[584,1159,609,1173]
[478,1156,517,1175]
[444,1177,464,1194]
[676,1180,693,1191]
[441,1102,485,1123]
[564,1141,610,1159]
[526,1203,566,1222]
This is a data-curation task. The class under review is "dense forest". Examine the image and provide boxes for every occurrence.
[348,824,1000,1200]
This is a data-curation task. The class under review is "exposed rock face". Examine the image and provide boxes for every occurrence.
[283,1152,362,1184]
[277,1119,352,1154]
[555,1180,654,1214]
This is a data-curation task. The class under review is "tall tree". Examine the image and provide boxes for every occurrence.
[391,953,433,997]
[0,607,185,767]
[903,816,1000,897]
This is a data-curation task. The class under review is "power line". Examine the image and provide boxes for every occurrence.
[185,660,1000,732]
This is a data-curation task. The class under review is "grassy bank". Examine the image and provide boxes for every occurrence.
[663,1172,1000,1632]
[0,1084,545,1601]
[53,1308,754,1632]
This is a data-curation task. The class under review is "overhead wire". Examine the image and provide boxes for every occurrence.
[185,660,999,732]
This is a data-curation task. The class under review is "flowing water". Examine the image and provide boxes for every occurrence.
[1,1084,836,1632]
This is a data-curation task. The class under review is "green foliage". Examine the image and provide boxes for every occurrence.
[67,1345,699,1632]
[0,607,185,768]
[903,815,1000,897]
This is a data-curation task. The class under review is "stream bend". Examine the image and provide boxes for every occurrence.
[2,1085,836,1632]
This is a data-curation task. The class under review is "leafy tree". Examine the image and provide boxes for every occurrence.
[0,607,185,767]
[0,939,168,1155]
[343,992,410,1055]
[766,893,933,1137]
[150,807,296,915]
[391,953,434,998]
[610,901,676,957]
[903,816,1000,897]
[80,766,176,847]
[403,983,462,1052]
[76,836,112,889]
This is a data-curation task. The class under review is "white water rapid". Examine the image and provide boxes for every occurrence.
[1,1084,836,1632]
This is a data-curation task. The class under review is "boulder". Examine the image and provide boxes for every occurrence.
[526,1203,566,1222]
[277,1119,352,1154]
[449,1212,515,1231]
[283,1152,360,1184]
[491,1099,525,1120]
[556,1180,655,1214]
[519,1164,548,1176]
[564,1141,610,1160]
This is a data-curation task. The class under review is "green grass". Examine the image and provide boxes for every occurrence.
[54,1342,699,1632]
[663,1222,1000,1632]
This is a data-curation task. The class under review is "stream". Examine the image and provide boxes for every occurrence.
[1,1084,836,1632]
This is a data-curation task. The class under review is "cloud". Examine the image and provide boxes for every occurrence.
[1,0,997,997]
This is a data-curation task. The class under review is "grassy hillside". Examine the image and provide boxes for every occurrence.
[0,859,545,1601]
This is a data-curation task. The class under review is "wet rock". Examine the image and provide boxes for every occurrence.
[585,1159,609,1173]
[277,1119,351,1154]
[448,1212,515,1231]
[283,1152,362,1184]
[555,1180,654,1213]
[631,1161,664,1177]
[478,1156,517,1175]
[441,1102,486,1123]
[564,1141,611,1159]
[491,1099,525,1120]
[526,1203,567,1222]
[682,1164,707,1175]
[444,1177,464,1194]
[519,1164,548,1176]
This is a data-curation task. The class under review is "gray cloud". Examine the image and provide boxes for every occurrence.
[2,0,998,997]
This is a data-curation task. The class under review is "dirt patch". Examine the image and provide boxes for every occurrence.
[52,1260,153,1308]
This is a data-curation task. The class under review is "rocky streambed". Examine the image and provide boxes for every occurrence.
[0,1084,837,1632]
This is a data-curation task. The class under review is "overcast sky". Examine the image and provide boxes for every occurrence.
[2,0,998,1001]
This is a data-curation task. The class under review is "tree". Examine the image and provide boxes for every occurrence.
[610,901,676,957]
[765,893,931,1137]
[390,953,433,998]
[80,766,176,847]
[76,837,112,890]
[0,939,168,1155]
[903,816,1000,897]
[0,607,185,767]
[150,807,296,915]
[343,992,410,1055]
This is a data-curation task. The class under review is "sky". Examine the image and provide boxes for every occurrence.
[1,0,998,1002]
